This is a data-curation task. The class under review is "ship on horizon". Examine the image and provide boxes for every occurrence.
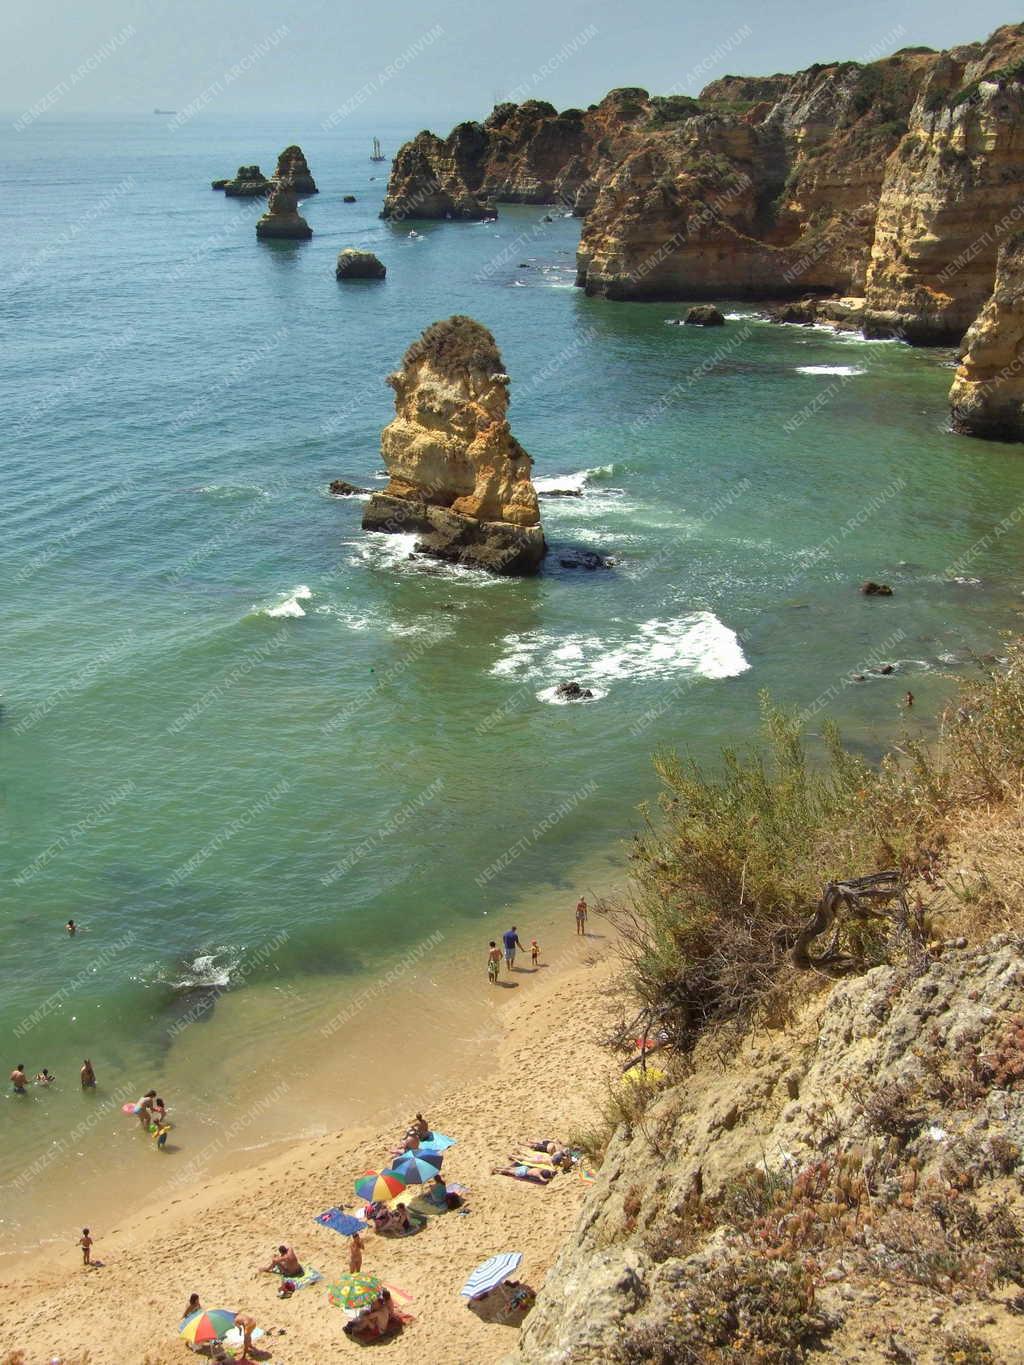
[371,137,385,162]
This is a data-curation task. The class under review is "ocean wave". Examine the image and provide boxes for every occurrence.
[171,947,241,990]
[491,611,750,691]
[795,365,866,376]
[534,464,619,495]
[263,585,312,618]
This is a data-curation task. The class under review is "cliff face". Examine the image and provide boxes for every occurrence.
[380,90,652,220]
[949,231,1024,438]
[863,29,1024,341]
[361,316,545,575]
[511,936,1024,1363]
[576,53,937,300]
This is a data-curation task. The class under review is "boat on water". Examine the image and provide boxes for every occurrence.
[153,108,177,115]
[370,137,386,162]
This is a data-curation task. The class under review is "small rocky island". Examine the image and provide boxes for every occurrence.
[336,249,386,280]
[256,182,312,240]
[360,316,546,575]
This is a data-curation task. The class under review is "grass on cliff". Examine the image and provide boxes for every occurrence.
[608,643,1024,1054]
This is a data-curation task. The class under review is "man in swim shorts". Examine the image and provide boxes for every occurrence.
[575,896,588,935]
[10,1064,27,1094]
[502,926,522,972]
[487,941,501,983]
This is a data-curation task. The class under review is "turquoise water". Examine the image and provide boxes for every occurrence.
[3,113,1024,1246]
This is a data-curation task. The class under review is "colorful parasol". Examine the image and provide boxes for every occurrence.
[178,1308,237,1343]
[390,1150,443,1184]
[354,1169,406,1201]
[327,1272,384,1311]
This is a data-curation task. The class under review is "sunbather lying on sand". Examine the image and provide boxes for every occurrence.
[519,1141,573,1166]
[491,1163,555,1184]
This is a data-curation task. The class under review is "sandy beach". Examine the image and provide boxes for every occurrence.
[0,931,620,1365]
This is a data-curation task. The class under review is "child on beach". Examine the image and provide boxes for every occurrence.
[79,1228,93,1265]
[35,1068,55,1085]
[530,939,539,966]
[487,941,501,983]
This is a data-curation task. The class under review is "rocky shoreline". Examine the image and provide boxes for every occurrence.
[382,22,1024,439]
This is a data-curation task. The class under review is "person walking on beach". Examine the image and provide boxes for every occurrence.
[575,896,588,935]
[502,926,523,973]
[10,1064,27,1094]
[79,1228,93,1265]
[81,1059,96,1088]
[349,1231,364,1274]
[487,940,502,984]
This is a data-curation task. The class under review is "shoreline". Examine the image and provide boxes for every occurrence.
[0,843,625,1267]
[0,918,621,1364]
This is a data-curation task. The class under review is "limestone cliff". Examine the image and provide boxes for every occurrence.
[360,317,545,575]
[380,90,653,220]
[863,27,1024,342]
[950,231,1024,439]
[511,936,1024,1363]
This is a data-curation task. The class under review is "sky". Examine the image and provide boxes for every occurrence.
[5,0,1023,125]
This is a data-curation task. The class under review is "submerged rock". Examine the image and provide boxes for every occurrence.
[684,304,726,326]
[554,681,595,700]
[255,183,313,240]
[860,581,894,596]
[361,315,546,576]
[329,480,369,496]
[336,249,386,280]
[559,549,611,570]
[274,144,317,195]
[343,194,357,203]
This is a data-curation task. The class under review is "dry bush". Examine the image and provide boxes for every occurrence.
[403,314,502,377]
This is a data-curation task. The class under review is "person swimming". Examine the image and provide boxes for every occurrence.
[34,1068,54,1086]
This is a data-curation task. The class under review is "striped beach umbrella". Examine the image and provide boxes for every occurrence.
[460,1252,523,1298]
[327,1272,383,1311]
[178,1308,237,1343]
[354,1169,407,1201]
[391,1150,443,1184]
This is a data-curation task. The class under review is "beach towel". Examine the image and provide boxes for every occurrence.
[578,1165,598,1183]
[276,1265,322,1291]
[511,1151,558,1170]
[418,1131,456,1152]
[314,1207,368,1236]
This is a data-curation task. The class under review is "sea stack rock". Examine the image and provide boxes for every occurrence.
[256,183,312,240]
[336,249,386,280]
[222,165,271,197]
[274,145,317,195]
[949,232,1024,441]
[361,316,545,575]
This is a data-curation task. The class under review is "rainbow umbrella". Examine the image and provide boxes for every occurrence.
[354,1169,406,1202]
[179,1308,237,1344]
[391,1150,443,1184]
[327,1272,384,1311]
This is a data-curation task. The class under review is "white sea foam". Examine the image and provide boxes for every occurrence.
[795,365,866,376]
[492,611,749,693]
[264,585,312,618]
[346,533,508,586]
[170,946,241,990]
[534,464,618,495]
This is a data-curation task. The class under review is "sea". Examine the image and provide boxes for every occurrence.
[2,111,1024,1256]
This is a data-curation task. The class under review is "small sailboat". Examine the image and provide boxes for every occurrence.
[370,137,385,162]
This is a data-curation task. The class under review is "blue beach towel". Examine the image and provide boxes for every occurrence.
[419,1132,456,1153]
[314,1207,368,1236]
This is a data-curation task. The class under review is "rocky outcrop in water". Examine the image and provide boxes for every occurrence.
[274,144,317,195]
[217,165,272,197]
[335,249,386,280]
[361,316,545,575]
[949,231,1024,439]
[255,183,312,240]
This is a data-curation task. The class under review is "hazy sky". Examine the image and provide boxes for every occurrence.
[6,0,1023,124]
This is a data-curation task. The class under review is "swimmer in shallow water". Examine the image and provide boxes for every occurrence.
[10,1064,27,1094]
[66,919,77,935]
[81,1059,96,1088]
[35,1068,54,1086]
